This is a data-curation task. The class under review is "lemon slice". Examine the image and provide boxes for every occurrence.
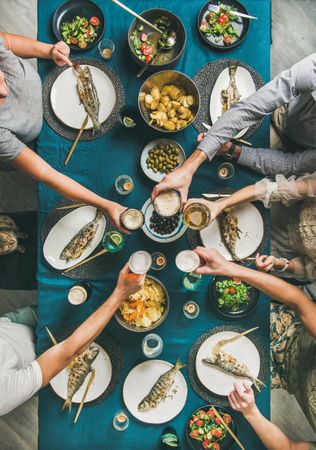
[123,116,136,128]
[109,232,123,247]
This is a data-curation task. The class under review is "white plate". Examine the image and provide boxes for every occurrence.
[50,65,116,130]
[140,139,186,183]
[210,66,256,138]
[141,198,187,243]
[123,360,187,424]
[43,206,106,270]
[50,343,112,403]
[196,331,260,396]
[199,203,263,260]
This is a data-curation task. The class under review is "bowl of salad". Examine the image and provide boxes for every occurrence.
[187,405,237,450]
[128,9,186,71]
[197,0,250,49]
[52,0,105,51]
[209,275,260,318]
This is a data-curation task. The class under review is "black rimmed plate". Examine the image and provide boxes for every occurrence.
[209,275,260,318]
[186,404,237,450]
[52,0,105,51]
[197,0,250,50]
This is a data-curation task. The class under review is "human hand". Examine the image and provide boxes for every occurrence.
[255,253,277,272]
[115,263,145,299]
[193,247,234,276]
[216,141,233,156]
[185,198,223,223]
[228,382,258,418]
[50,41,72,66]
[152,166,193,205]
[103,202,131,234]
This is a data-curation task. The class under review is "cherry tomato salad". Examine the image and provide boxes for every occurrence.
[216,277,251,311]
[61,16,100,49]
[131,16,172,64]
[200,4,239,45]
[188,408,232,449]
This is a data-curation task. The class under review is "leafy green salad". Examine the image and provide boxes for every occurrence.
[61,16,100,49]
[200,4,239,45]
[216,278,251,311]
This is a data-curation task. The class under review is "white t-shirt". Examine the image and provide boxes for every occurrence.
[0,317,42,416]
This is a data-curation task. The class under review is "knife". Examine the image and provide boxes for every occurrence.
[208,4,258,20]
[201,122,252,146]
[202,193,231,199]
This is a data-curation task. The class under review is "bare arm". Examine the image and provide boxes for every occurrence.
[194,247,316,338]
[0,31,72,66]
[37,265,144,386]
[229,383,312,450]
[10,147,128,231]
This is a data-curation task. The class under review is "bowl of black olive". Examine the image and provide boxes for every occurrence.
[141,198,187,243]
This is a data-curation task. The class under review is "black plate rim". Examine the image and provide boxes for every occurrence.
[127,7,187,68]
[197,0,250,50]
[52,0,105,51]
[209,275,261,318]
[186,403,238,450]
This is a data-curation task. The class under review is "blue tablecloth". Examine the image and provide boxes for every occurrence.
[37,1,271,449]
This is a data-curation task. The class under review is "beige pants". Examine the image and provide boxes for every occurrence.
[270,105,287,149]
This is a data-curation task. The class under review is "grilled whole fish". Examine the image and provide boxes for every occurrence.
[138,360,185,411]
[202,349,265,392]
[221,63,241,114]
[62,346,99,412]
[218,207,242,262]
[74,63,101,134]
[60,210,103,262]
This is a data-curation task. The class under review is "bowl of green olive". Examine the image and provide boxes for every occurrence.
[140,138,186,182]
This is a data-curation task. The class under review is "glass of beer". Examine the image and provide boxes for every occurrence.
[183,202,211,230]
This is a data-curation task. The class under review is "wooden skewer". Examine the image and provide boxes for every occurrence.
[212,406,246,450]
[56,203,86,211]
[74,370,96,424]
[45,327,58,345]
[215,326,259,349]
[63,248,108,274]
[233,138,252,146]
[64,115,89,166]
[111,0,163,34]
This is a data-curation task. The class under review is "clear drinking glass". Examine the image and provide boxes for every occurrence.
[183,300,200,319]
[128,251,152,274]
[217,162,235,180]
[115,175,134,195]
[142,333,163,358]
[113,410,129,431]
[182,272,203,291]
[98,39,115,60]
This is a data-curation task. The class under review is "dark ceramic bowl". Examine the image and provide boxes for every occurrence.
[128,8,186,71]
[52,0,105,51]
[198,0,250,50]
[209,275,260,318]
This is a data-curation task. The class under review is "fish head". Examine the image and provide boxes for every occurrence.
[138,400,150,412]
[84,346,99,364]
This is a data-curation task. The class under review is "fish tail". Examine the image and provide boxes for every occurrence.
[252,377,265,392]
[174,359,186,371]
[62,397,72,413]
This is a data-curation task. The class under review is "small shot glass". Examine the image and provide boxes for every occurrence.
[98,39,115,60]
[102,230,125,253]
[183,301,200,319]
[113,410,129,431]
[151,252,167,270]
[142,333,163,358]
[115,175,134,195]
[217,162,235,180]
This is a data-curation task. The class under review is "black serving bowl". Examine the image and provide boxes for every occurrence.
[198,0,250,50]
[186,404,237,450]
[128,8,186,71]
[52,0,105,51]
[209,275,260,318]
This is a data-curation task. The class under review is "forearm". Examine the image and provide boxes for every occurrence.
[224,263,316,337]
[37,289,123,385]
[1,32,53,59]
[238,147,316,176]
[182,149,207,175]
[244,407,309,450]
[215,185,256,212]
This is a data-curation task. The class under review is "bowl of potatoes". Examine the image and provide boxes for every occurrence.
[138,70,200,132]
